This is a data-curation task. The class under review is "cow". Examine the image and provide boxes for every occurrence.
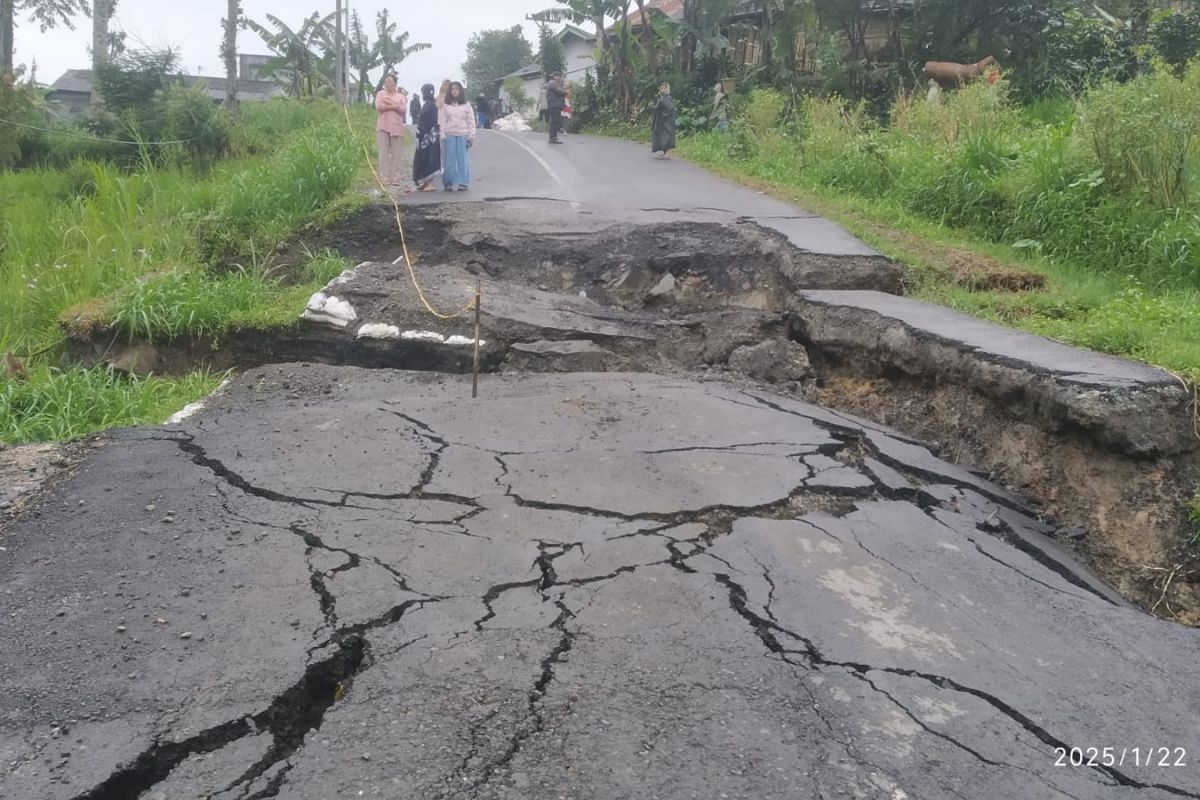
[921,56,998,88]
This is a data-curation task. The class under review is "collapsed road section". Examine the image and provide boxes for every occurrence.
[5,192,1199,799]
[2,368,1199,800]
[93,197,1188,621]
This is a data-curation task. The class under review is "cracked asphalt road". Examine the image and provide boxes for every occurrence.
[3,367,1199,800]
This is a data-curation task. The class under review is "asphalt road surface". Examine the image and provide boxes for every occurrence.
[2,133,1199,800]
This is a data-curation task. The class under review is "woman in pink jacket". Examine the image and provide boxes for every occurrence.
[438,81,476,192]
[375,74,408,190]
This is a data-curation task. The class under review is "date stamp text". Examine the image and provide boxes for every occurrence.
[1054,747,1187,768]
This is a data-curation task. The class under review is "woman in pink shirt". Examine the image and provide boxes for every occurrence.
[375,74,408,190]
[438,81,476,192]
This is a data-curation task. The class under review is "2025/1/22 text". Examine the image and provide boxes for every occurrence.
[1055,747,1187,768]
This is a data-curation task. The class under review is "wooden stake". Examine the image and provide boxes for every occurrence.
[472,279,481,399]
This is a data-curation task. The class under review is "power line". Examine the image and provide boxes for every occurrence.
[0,117,192,145]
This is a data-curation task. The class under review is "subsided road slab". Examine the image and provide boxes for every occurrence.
[793,290,1195,457]
[2,367,1198,799]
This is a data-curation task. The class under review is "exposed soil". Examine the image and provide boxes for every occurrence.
[810,372,1200,624]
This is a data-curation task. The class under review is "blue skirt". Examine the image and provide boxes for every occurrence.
[443,135,471,188]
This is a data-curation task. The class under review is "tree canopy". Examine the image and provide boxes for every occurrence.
[462,26,535,94]
[2,0,89,74]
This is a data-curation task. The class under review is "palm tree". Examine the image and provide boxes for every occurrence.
[244,12,336,99]
[372,10,431,91]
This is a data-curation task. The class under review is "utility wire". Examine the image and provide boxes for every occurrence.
[0,117,193,145]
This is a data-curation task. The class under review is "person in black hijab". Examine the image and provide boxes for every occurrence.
[651,82,677,160]
[413,84,441,191]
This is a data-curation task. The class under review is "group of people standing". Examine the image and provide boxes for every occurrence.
[374,74,476,194]
[374,72,679,193]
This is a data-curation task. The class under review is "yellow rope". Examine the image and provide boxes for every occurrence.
[343,103,475,321]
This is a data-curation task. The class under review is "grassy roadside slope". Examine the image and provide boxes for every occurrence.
[1,101,379,443]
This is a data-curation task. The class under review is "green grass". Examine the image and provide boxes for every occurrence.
[660,82,1200,382]
[0,366,225,444]
[0,100,374,444]
[110,249,352,342]
[1190,490,1200,545]
[0,101,371,358]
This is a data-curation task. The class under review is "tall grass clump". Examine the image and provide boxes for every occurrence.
[1079,62,1200,209]
[201,120,362,262]
[111,270,278,341]
[0,366,224,444]
[0,100,364,357]
[0,163,200,353]
[109,249,353,343]
[699,62,1200,292]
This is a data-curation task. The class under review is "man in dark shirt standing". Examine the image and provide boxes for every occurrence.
[546,71,567,144]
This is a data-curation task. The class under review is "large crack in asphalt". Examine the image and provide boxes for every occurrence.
[114,406,1187,798]
[448,544,578,797]
[688,556,1199,798]
[731,390,1121,606]
[70,637,367,800]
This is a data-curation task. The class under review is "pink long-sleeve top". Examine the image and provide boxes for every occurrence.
[438,102,476,138]
[375,90,408,136]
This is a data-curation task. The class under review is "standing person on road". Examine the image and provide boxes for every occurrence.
[651,82,677,160]
[410,90,421,127]
[546,71,567,144]
[475,92,491,129]
[374,73,408,191]
[439,81,476,192]
[413,84,441,192]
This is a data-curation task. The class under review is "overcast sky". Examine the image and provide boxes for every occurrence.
[14,0,565,89]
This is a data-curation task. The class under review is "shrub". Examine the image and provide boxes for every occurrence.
[743,89,787,140]
[0,69,46,169]
[1080,63,1200,209]
[1151,11,1200,71]
[159,82,232,172]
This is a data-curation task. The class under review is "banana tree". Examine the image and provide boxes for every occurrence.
[555,0,612,51]
[346,11,376,102]
[244,12,336,99]
[372,10,431,92]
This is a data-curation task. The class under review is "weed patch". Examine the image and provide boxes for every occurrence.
[0,367,225,444]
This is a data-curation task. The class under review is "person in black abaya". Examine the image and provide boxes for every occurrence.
[651,82,677,160]
[413,84,441,191]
